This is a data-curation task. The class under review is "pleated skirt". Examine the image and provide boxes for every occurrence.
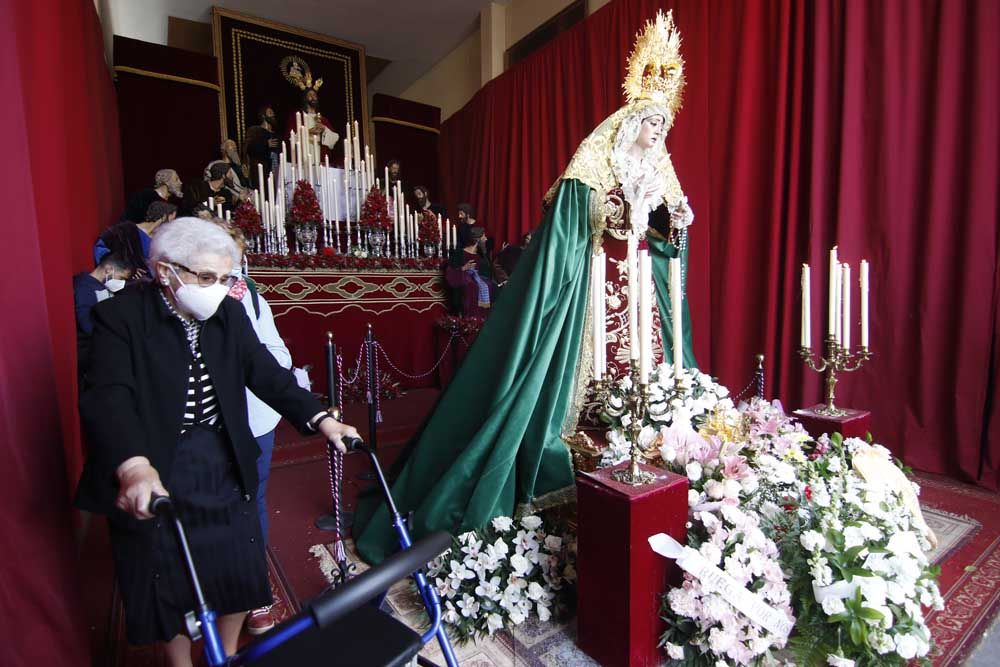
[109,424,272,645]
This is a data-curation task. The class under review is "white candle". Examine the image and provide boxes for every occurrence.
[671,257,683,374]
[451,222,456,250]
[333,176,340,251]
[801,264,811,349]
[344,173,351,244]
[828,246,839,337]
[352,121,361,179]
[832,261,842,346]
[860,260,869,348]
[638,250,652,384]
[592,252,604,381]
[627,237,639,361]
[354,169,361,222]
[216,202,223,218]
[344,122,352,172]
[841,262,851,350]
[384,166,389,192]
[437,214,443,255]
[597,251,606,377]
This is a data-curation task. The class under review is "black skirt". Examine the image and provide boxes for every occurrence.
[110,425,272,645]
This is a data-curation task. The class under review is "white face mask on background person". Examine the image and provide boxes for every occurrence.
[105,276,127,293]
[166,265,230,321]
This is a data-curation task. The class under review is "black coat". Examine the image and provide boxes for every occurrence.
[75,283,323,515]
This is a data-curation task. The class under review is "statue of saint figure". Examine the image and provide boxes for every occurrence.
[354,11,696,563]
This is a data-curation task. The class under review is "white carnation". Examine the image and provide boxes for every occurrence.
[520,515,543,530]
[491,516,513,532]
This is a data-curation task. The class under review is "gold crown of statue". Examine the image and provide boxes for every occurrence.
[280,55,324,92]
[622,10,685,114]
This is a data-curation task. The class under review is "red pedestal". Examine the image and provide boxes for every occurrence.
[576,462,688,667]
[793,405,872,439]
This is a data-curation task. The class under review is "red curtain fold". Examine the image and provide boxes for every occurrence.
[1,0,122,663]
[439,0,1000,487]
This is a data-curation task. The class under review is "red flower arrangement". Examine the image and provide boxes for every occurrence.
[290,180,322,226]
[231,200,264,237]
[417,210,441,244]
[360,187,392,230]
[248,252,442,272]
[435,315,486,338]
[340,366,403,403]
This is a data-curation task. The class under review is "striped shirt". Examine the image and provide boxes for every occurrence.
[160,292,220,432]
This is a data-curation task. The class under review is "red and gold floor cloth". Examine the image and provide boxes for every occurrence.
[250,268,448,390]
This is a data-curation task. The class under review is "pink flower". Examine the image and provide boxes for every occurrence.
[659,421,710,466]
[721,455,751,480]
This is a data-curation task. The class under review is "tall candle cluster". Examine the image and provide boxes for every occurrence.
[235,118,460,257]
[801,246,870,350]
[591,236,682,386]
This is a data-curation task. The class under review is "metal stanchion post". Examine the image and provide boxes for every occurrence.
[357,324,378,481]
[316,332,354,530]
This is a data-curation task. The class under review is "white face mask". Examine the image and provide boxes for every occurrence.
[167,265,230,321]
[105,277,127,293]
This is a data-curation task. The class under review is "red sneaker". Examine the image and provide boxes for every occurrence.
[246,606,275,635]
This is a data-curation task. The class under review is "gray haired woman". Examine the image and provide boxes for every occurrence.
[75,217,359,666]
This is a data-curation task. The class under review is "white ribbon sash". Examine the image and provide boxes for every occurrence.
[649,533,793,639]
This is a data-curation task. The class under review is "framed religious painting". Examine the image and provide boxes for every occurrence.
[212,7,369,162]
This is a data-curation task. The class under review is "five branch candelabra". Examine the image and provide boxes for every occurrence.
[595,360,660,486]
[798,336,872,416]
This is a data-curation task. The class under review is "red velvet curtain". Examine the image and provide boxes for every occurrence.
[439,0,1000,488]
[0,0,122,663]
[372,94,441,209]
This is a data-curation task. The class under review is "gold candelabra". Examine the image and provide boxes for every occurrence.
[596,360,658,486]
[798,335,872,416]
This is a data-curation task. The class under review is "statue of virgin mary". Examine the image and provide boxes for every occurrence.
[354,11,696,563]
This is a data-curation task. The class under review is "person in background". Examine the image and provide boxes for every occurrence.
[493,233,532,287]
[445,225,496,318]
[386,158,402,188]
[121,169,182,223]
[94,201,178,279]
[413,185,447,219]
[206,139,251,196]
[73,252,132,383]
[75,217,359,666]
[245,106,280,188]
[457,203,494,260]
[183,162,236,216]
[220,224,290,636]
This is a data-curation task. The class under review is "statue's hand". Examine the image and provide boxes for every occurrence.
[669,196,694,229]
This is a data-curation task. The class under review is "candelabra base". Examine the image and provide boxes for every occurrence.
[793,405,871,440]
[610,460,659,486]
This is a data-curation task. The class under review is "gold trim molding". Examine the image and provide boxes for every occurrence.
[113,66,220,91]
[370,116,441,135]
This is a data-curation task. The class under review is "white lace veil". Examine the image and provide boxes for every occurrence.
[611,104,670,227]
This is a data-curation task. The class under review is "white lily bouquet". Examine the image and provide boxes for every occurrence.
[427,514,577,642]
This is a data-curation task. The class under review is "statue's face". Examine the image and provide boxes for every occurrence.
[635,115,666,150]
[305,90,319,107]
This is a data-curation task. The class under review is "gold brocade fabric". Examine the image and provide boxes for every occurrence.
[543,100,686,234]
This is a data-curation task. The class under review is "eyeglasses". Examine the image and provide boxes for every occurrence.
[169,262,238,288]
